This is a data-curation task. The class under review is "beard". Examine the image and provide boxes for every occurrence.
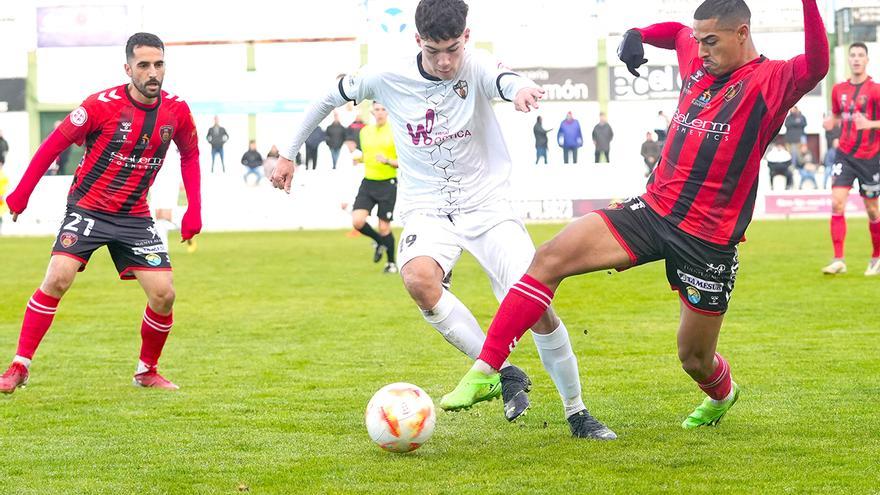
[135,79,162,99]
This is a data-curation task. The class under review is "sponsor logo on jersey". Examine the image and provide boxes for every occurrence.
[133,244,166,255]
[453,80,468,99]
[677,270,723,292]
[406,109,435,145]
[160,125,173,143]
[110,152,162,169]
[671,110,732,141]
[59,232,78,248]
[70,107,88,127]
[706,263,726,276]
[121,121,132,133]
[686,286,701,304]
[693,89,713,108]
[144,253,162,267]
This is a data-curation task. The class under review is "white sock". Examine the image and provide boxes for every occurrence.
[710,381,737,406]
[422,289,510,369]
[532,321,586,418]
[135,360,151,374]
[13,355,32,369]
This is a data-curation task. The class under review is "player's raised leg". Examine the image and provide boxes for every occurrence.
[0,255,81,394]
[440,213,628,436]
[132,270,178,390]
[677,305,740,428]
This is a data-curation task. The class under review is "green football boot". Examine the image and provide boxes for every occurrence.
[439,369,502,411]
[682,382,741,429]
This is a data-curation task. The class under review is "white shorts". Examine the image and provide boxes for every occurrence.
[398,213,536,302]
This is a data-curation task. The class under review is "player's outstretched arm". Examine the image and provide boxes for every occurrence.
[619,23,690,77]
[5,129,74,221]
[789,0,829,92]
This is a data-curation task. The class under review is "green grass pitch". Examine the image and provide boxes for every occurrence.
[1,219,877,494]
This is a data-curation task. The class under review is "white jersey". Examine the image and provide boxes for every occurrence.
[284,49,536,226]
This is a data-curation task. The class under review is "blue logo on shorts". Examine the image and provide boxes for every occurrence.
[145,254,162,267]
[686,286,701,304]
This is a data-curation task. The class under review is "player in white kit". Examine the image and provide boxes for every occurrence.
[271,0,614,438]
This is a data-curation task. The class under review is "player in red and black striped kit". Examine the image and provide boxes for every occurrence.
[821,43,880,276]
[0,33,202,393]
[440,0,828,436]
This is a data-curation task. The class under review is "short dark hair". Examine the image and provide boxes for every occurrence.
[415,0,468,41]
[694,0,751,27]
[850,42,868,55]
[126,32,164,60]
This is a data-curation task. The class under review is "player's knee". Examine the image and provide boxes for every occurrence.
[532,242,564,280]
[401,267,441,309]
[352,216,366,230]
[678,351,713,377]
[42,273,74,297]
[831,198,847,214]
[149,286,176,313]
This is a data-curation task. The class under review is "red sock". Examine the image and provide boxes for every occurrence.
[16,289,61,360]
[870,219,880,258]
[697,353,732,401]
[831,214,846,259]
[139,305,173,369]
[478,274,554,370]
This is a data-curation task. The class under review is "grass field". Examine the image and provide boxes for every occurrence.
[1,219,878,494]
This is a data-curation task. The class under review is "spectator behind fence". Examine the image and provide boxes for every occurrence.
[241,140,263,186]
[640,131,660,177]
[766,142,794,190]
[304,125,326,170]
[533,116,552,164]
[784,106,807,166]
[654,110,669,143]
[326,112,347,169]
[796,142,818,189]
[206,116,229,173]
[557,111,583,164]
[346,114,366,153]
[263,145,280,179]
[823,138,839,189]
[592,112,613,163]
[0,129,8,166]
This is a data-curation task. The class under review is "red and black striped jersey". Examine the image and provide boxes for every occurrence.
[58,84,198,217]
[645,30,818,246]
[831,77,880,159]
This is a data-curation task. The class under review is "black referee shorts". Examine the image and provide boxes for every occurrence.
[352,178,397,221]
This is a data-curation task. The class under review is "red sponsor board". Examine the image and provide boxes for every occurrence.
[764,192,866,215]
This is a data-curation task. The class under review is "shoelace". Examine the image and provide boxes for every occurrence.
[571,412,607,432]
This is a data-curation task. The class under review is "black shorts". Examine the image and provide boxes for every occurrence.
[596,197,739,315]
[832,152,880,199]
[352,178,397,221]
[52,205,171,280]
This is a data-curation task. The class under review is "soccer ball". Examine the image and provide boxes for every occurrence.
[365,382,436,453]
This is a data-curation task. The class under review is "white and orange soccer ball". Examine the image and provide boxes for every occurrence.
[365,382,436,453]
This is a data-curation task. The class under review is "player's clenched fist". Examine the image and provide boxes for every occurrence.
[272,156,296,193]
[618,29,649,77]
